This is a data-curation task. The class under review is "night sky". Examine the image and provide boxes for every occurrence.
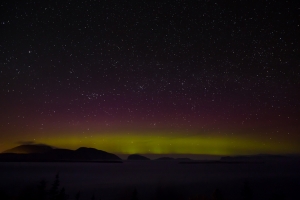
[1,0,299,157]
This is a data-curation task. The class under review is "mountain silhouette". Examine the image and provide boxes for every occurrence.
[75,147,121,160]
[155,157,192,161]
[155,157,175,161]
[220,154,291,162]
[3,144,53,154]
[127,154,150,160]
[0,145,121,162]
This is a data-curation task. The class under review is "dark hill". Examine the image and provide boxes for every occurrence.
[2,144,53,154]
[44,149,79,160]
[127,154,150,160]
[155,157,175,161]
[155,157,192,161]
[75,147,121,160]
[220,154,300,162]
[0,145,121,162]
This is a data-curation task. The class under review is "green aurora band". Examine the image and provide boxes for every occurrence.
[35,131,299,156]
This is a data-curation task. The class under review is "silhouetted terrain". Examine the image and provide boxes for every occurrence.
[155,157,175,161]
[155,157,192,161]
[221,154,300,162]
[2,145,300,164]
[0,145,121,162]
[3,144,53,154]
[127,154,151,160]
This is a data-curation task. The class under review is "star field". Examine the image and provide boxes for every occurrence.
[1,0,299,156]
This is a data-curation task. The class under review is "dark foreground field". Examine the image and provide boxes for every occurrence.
[0,160,299,200]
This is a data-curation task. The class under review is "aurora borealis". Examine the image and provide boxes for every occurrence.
[1,0,300,158]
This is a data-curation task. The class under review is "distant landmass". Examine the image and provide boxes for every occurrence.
[0,145,122,162]
[220,154,300,162]
[155,157,192,161]
[155,157,175,161]
[179,155,300,164]
[3,144,53,154]
[127,154,150,160]
[2,145,299,163]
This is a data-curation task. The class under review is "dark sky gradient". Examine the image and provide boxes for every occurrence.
[1,0,300,157]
